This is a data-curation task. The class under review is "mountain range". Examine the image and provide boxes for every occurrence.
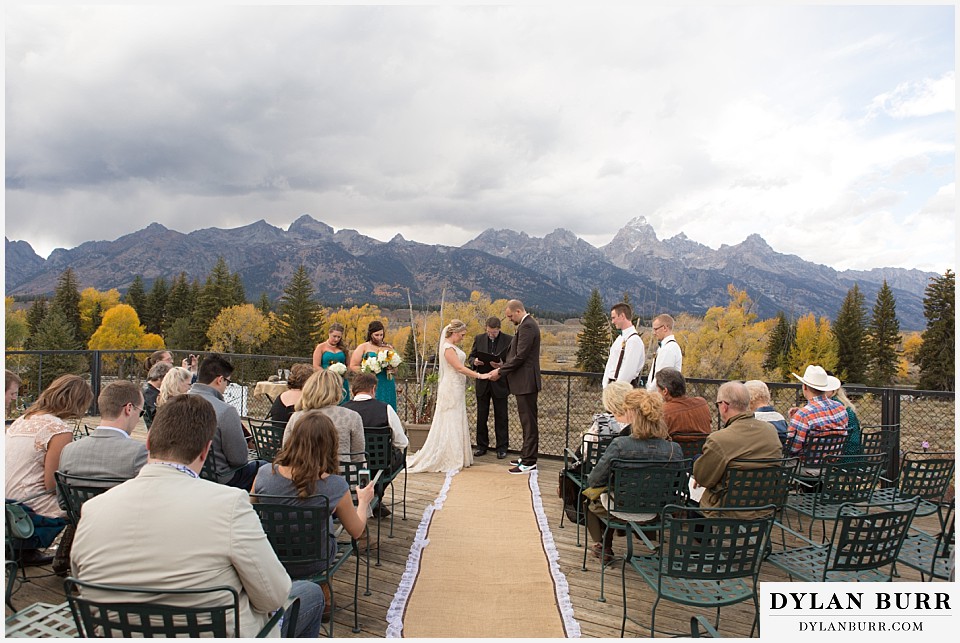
[5,215,936,329]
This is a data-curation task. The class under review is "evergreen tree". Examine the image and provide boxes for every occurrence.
[763,311,794,380]
[124,275,148,322]
[620,292,639,326]
[230,273,247,306]
[866,280,900,386]
[575,289,610,373]
[144,277,169,335]
[89,301,104,339]
[163,272,193,332]
[25,297,49,343]
[917,269,955,391]
[193,258,239,349]
[833,284,868,384]
[30,306,85,387]
[52,268,83,343]
[165,318,194,351]
[257,292,273,316]
[275,265,323,357]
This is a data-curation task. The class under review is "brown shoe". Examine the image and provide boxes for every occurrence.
[321,583,332,622]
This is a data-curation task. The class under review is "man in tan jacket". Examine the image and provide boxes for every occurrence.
[70,394,323,637]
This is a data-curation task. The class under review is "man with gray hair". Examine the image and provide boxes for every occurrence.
[692,381,783,517]
[143,361,173,429]
[744,380,788,442]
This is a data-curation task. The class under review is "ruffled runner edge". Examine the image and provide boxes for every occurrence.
[528,469,582,638]
[385,469,459,638]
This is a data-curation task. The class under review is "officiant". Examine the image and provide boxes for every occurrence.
[469,317,512,459]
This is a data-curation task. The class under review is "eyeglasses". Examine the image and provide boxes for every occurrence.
[129,403,145,417]
[653,325,665,332]
[223,376,232,385]
[715,400,729,410]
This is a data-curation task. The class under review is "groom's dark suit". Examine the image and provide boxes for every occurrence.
[468,330,512,452]
[498,314,542,466]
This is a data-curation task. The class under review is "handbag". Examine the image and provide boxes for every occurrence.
[5,502,35,540]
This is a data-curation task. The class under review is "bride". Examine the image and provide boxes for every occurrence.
[407,320,491,473]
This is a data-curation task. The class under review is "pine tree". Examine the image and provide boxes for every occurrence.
[257,292,273,316]
[124,275,147,322]
[144,277,169,335]
[402,331,418,378]
[763,311,794,380]
[276,265,323,357]
[89,301,104,339]
[52,268,83,344]
[575,289,610,373]
[230,273,247,306]
[832,284,868,384]
[917,269,955,391]
[30,306,85,387]
[193,258,239,349]
[620,292,639,326]
[866,280,900,386]
[163,272,193,333]
[25,297,49,344]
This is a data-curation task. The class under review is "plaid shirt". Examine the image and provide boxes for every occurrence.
[786,395,848,455]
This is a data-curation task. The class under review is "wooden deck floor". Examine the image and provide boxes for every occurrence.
[7,429,941,638]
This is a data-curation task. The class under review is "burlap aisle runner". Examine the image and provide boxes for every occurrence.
[386,463,580,638]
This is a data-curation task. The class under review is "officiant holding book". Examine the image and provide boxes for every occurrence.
[469,317,512,459]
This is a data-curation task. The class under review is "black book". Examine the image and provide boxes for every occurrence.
[474,349,508,364]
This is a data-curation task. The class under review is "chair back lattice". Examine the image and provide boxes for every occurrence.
[247,418,287,462]
[796,431,848,468]
[581,435,616,477]
[658,504,775,581]
[896,452,955,502]
[64,578,240,638]
[251,494,336,570]
[725,458,798,513]
[609,458,692,517]
[362,427,393,474]
[825,498,919,578]
[816,454,886,506]
[671,433,709,463]
[860,426,897,460]
[54,472,126,525]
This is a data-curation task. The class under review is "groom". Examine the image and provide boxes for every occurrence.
[492,300,541,474]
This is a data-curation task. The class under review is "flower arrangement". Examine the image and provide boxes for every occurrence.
[327,362,347,376]
[360,355,382,374]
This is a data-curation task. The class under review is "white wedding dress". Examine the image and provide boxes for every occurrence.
[406,341,474,473]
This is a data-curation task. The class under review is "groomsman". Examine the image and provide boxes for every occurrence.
[645,313,682,392]
[492,300,542,474]
[469,317,512,459]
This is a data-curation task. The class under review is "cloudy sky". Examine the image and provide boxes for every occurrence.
[4,3,955,272]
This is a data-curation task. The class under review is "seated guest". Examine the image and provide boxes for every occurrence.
[6,368,22,415]
[142,361,173,429]
[583,381,633,445]
[342,373,409,517]
[268,363,315,425]
[253,411,374,613]
[829,386,862,456]
[655,367,711,439]
[744,379,788,442]
[285,369,364,463]
[157,366,193,409]
[585,388,682,563]
[188,354,266,490]
[5,374,94,565]
[70,395,324,638]
[785,365,848,457]
[692,381,784,517]
[55,380,149,574]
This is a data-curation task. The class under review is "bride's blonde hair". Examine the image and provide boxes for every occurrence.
[444,320,468,337]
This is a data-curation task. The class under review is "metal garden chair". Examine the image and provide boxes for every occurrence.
[671,432,709,463]
[340,457,378,597]
[560,434,615,546]
[622,504,775,638]
[871,451,955,530]
[251,494,357,636]
[583,457,692,602]
[363,426,408,543]
[64,577,293,637]
[723,457,798,547]
[765,497,920,582]
[787,430,849,485]
[245,416,287,462]
[54,471,126,526]
[895,499,954,581]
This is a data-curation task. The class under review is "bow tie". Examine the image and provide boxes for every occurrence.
[658,340,662,347]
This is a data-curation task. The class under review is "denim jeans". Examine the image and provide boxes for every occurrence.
[284,580,324,638]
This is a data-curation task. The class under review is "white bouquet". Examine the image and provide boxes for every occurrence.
[360,355,382,374]
[377,349,402,379]
[327,362,347,376]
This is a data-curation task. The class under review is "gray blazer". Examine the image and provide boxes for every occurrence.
[188,383,249,481]
[58,428,148,500]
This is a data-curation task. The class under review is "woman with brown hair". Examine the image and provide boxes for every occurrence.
[252,410,374,579]
[585,387,682,563]
[313,323,350,404]
[268,363,315,425]
[5,374,95,564]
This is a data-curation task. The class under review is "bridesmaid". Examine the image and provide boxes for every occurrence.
[350,320,398,410]
[313,323,350,404]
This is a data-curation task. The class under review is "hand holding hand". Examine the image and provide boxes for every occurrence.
[489,369,501,381]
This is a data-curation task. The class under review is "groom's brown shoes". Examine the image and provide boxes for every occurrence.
[473,448,488,456]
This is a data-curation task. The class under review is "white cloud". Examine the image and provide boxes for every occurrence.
[869,71,955,119]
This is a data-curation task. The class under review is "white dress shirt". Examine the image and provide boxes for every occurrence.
[646,334,682,391]
[602,326,645,388]
[353,393,408,449]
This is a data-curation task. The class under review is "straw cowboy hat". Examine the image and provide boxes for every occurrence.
[791,365,841,392]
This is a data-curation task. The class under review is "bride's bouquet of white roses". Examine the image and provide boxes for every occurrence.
[327,362,347,376]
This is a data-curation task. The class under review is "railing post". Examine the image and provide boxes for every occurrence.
[881,387,902,483]
[90,351,102,415]
[564,375,571,450]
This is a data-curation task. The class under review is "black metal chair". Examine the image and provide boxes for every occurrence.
[199,450,248,484]
[54,472,126,526]
[251,494,357,636]
[363,426,407,543]
[583,458,692,602]
[859,425,898,460]
[622,504,775,638]
[64,577,292,637]
[766,497,920,582]
[783,454,885,539]
[671,432,709,463]
[895,500,955,581]
[871,451,955,529]
[560,434,615,546]
[245,416,287,462]
[788,431,849,484]
[340,458,378,598]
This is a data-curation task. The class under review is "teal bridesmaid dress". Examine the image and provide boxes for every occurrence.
[364,351,398,410]
[321,350,350,405]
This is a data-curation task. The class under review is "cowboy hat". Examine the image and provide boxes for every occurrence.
[791,365,841,392]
